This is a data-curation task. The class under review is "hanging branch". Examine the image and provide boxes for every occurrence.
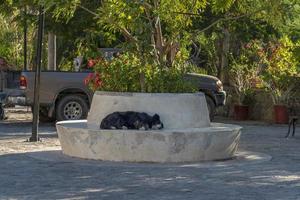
[77,4,137,43]
[174,6,268,33]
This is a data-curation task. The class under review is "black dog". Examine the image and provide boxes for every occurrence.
[100,111,164,130]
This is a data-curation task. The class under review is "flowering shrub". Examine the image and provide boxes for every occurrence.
[84,53,198,93]
[229,37,299,105]
[256,37,299,104]
[84,72,103,90]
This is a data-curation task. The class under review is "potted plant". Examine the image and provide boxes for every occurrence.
[262,79,296,124]
[259,37,299,124]
[229,48,258,120]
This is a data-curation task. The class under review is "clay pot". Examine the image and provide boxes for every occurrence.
[274,105,289,124]
[234,105,249,120]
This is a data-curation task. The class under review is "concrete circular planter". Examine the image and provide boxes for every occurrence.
[56,91,242,163]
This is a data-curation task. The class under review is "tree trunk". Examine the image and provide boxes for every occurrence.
[218,27,230,83]
[47,32,57,71]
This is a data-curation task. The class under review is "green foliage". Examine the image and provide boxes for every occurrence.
[84,53,198,93]
[0,13,26,69]
[228,40,261,105]
[143,61,198,93]
[191,32,219,75]
[1,0,300,100]
[95,0,209,67]
[228,36,300,105]
[210,0,235,13]
[258,36,299,104]
[43,0,81,21]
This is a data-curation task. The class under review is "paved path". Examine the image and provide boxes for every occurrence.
[0,120,299,200]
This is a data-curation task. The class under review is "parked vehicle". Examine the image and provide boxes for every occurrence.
[20,71,226,121]
[185,73,226,119]
[20,71,92,122]
[0,70,25,105]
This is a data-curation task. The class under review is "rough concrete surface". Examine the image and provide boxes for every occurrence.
[88,92,210,129]
[57,121,241,162]
[64,92,240,162]
[0,109,300,200]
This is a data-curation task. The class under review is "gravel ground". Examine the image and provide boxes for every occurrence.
[0,107,300,200]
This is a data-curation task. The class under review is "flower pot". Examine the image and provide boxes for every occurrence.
[274,105,288,124]
[234,105,249,120]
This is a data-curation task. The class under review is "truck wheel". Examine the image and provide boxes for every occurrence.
[56,95,88,121]
[205,95,216,121]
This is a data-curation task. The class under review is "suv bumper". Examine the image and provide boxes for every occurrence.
[214,91,226,106]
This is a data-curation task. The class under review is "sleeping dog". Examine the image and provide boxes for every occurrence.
[100,111,164,130]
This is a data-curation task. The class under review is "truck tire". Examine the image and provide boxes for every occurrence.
[56,95,89,121]
[205,95,216,121]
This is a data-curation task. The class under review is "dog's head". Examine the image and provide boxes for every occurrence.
[151,114,164,130]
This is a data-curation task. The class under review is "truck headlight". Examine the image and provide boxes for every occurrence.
[216,80,223,92]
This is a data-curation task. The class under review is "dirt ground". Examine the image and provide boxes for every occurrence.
[1,106,300,200]
[0,106,59,154]
[3,106,32,122]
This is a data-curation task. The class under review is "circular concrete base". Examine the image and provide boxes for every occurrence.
[56,120,242,163]
[26,150,271,168]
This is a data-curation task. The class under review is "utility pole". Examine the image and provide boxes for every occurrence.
[29,6,44,142]
[23,6,27,71]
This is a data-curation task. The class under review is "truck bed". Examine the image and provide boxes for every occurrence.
[21,71,93,105]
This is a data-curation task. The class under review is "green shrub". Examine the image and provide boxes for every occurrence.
[84,53,198,93]
[228,40,261,105]
[258,37,299,104]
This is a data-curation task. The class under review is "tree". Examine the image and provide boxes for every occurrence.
[189,0,300,81]
[39,1,240,66]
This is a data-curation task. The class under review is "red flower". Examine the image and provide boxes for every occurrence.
[244,43,251,49]
[84,73,94,85]
[87,59,96,68]
[93,72,103,89]
[84,77,89,85]
[94,79,103,87]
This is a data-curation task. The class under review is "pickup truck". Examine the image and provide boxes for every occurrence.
[0,70,25,104]
[20,71,226,121]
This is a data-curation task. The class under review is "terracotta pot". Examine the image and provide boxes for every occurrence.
[234,105,249,120]
[274,105,288,124]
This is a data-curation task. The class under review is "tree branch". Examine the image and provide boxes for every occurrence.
[175,7,267,33]
[198,13,249,33]
[77,4,99,17]
[77,4,137,43]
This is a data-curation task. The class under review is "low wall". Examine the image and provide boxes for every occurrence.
[57,121,241,162]
[57,92,242,162]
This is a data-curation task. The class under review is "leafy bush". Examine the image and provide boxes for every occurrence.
[84,53,198,93]
[257,37,299,104]
[229,37,300,105]
[228,40,261,105]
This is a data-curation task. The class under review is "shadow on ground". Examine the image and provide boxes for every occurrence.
[0,123,299,199]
